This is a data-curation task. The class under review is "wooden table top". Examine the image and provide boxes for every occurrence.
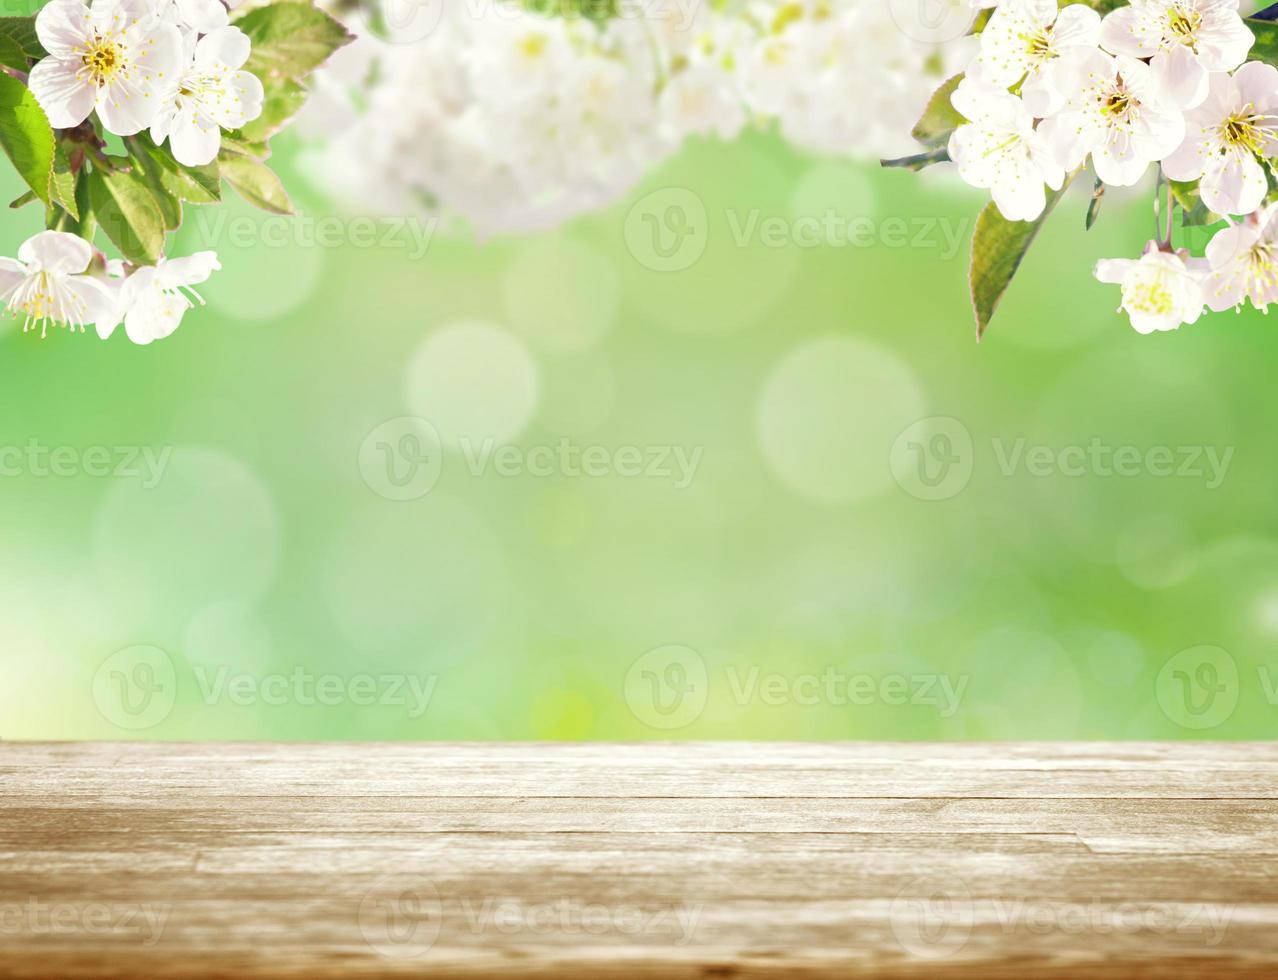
[1,742,1275,978]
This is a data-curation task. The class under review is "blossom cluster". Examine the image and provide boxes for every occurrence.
[950,0,1278,334]
[0,0,266,343]
[0,231,218,344]
[0,0,347,345]
[301,0,973,235]
[31,0,263,166]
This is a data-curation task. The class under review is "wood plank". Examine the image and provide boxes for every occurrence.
[0,743,1275,978]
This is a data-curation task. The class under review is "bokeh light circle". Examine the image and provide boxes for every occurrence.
[758,336,927,504]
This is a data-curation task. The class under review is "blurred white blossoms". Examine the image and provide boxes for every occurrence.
[941,0,1278,334]
[301,0,971,234]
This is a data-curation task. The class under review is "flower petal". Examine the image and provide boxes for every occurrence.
[195,26,252,72]
[17,231,92,275]
[27,56,96,129]
[34,0,92,57]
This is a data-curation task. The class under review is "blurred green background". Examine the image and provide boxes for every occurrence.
[3,128,1275,742]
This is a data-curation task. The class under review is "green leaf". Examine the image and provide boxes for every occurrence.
[88,165,165,264]
[9,188,35,209]
[0,33,27,71]
[219,152,292,214]
[0,72,55,207]
[51,144,78,220]
[1085,177,1104,231]
[524,0,620,22]
[912,74,965,149]
[0,16,46,60]
[219,134,271,159]
[970,175,1075,341]
[142,137,221,204]
[70,171,96,242]
[126,137,182,231]
[1247,18,1278,68]
[1169,178,1221,227]
[238,77,308,144]
[234,2,353,79]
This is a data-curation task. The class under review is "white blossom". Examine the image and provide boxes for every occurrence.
[0,232,116,337]
[948,77,1064,221]
[1162,62,1278,216]
[1038,50,1184,187]
[29,0,184,135]
[1094,242,1206,333]
[1099,0,1253,109]
[1201,203,1278,311]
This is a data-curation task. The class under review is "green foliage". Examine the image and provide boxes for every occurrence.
[235,2,354,79]
[911,75,965,149]
[1085,178,1104,231]
[0,2,348,274]
[1248,19,1278,67]
[141,139,222,205]
[219,152,293,215]
[50,145,78,220]
[238,77,308,143]
[523,0,619,22]
[0,71,56,209]
[88,164,166,265]
[970,177,1074,342]
[127,139,184,231]
[0,16,45,62]
[1168,179,1222,227]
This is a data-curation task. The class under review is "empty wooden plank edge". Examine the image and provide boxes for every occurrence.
[0,742,1275,979]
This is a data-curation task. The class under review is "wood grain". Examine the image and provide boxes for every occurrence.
[1,742,1275,978]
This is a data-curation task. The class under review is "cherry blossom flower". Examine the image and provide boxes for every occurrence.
[948,77,1064,221]
[1094,242,1206,333]
[1200,203,1278,311]
[0,232,116,337]
[28,0,184,135]
[1099,0,1253,109]
[973,0,1102,117]
[151,27,264,166]
[98,252,221,345]
[1162,62,1278,216]
[1038,50,1184,186]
